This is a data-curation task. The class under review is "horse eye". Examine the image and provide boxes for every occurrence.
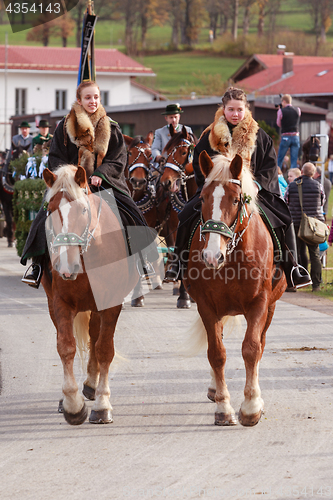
[233,198,239,205]
[82,207,87,214]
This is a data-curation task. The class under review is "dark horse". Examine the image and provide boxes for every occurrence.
[42,164,138,425]
[183,152,286,427]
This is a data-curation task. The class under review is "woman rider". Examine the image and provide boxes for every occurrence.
[22,80,156,287]
[164,87,311,290]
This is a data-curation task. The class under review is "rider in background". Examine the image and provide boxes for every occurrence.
[165,87,312,291]
[21,80,156,288]
[11,121,33,159]
[151,103,193,166]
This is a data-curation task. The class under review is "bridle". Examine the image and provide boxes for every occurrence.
[127,143,152,176]
[164,138,195,200]
[200,179,253,256]
[46,187,103,255]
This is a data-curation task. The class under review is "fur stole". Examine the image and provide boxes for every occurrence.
[203,107,259,170]
[65,102,111,177]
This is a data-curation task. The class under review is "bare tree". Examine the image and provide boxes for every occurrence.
[241,0,256,36]
[231,0,239,40]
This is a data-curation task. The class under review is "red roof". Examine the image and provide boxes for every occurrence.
[237,59,333,96]
[254,54,333,69]
[0,45,154,75]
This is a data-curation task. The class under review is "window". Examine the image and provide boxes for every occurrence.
[55,90,67,110]
[120,124,134,136]
[100,91,109,107]
[15,88,27,115]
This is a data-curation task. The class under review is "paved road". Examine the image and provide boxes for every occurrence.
[0,238,332,500]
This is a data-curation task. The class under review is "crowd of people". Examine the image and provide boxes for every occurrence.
[1,85,333,296]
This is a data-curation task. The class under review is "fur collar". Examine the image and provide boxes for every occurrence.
[65,102,111,177]
[205,107,259,169]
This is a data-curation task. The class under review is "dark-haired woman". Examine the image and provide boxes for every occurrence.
[165,87,311,290]
[22,81,156,287]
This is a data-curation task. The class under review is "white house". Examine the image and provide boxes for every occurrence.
[0,45,160,150]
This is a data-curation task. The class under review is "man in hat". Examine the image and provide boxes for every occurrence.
[152,103,193,164]
[11,121,33,159]
[31,119,53,151]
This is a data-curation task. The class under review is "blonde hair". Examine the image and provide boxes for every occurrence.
[302,162,316,177]
[282,94,292,104]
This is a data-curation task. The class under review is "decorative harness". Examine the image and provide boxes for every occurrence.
[46,187,103,255]
[164,138,195,202]
[199,179,253,256]
[127,142,152,176]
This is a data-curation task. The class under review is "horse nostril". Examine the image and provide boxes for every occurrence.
[217,253,224,266]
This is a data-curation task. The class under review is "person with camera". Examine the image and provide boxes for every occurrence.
[276,94,301,170]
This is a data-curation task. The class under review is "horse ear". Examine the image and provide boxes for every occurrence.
[43,168,56,188]
[199,150,214,178]
[230,154,243,180]
[74,165,87,188]
[182,125,188,139]
[169,124,174,136]
[123,134,133,146]
[145,131,154,146]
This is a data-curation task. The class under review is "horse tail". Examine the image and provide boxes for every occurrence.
[181,313,242,357]
[73,311,91,367]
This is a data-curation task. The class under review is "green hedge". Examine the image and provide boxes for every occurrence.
[13,178,45,257]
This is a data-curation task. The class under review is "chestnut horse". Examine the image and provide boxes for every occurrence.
[183,152,286,426]
[123,132,154,202]
[42,164,138,425]
[160,125,197,202]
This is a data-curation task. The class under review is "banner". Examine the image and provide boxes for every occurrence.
[77,9,97,85]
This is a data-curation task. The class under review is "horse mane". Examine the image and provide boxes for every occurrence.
[205,155,258,213]
[128,136,145,149]
[45,165,87,204]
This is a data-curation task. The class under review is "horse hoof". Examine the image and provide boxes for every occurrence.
[82,384,96,401]
[177,297,191,309]
[207,388,216,402]
[238,409,263,427]
[58,399,64,413]
[89,409,113,424]
[173,286,180,295]
[131,296,144,307]
[63,402,88,425]
[215,412,237,426]
[190,297,196,303]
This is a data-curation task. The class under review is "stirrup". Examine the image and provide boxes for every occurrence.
[163,261,180,282]
[136,259,155,279]
[290,265,312,289]
[22,263,42,288]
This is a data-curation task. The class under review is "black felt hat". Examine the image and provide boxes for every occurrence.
[161,103,183,115]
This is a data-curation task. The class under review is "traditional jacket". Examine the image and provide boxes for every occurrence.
[190,107,291,229]
[32,133,53,150]
[48,102,130,196]
[152,123,193,161]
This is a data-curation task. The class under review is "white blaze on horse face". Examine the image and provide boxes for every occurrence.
[204,184,226,267]
[58,198,81,277]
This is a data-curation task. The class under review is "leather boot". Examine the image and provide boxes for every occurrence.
[22,255,43,288]
[283,224,312,289]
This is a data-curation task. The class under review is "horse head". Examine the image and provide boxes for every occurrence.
[199,151,257,270]
[160,126,195,193]
[43,165,92,281]
[124,132,153,196]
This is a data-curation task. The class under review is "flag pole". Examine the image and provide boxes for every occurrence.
[77,0,97,85]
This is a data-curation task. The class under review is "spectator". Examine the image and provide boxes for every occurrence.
[281,155,290,175]
[276,94,301,169]
[328,154,333,184]
[287,167,301,184]
[278,166,288,196]
[328,220,333,247]
[11,121,33,159]
[313,166,332,220]
[284,162,325,292]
